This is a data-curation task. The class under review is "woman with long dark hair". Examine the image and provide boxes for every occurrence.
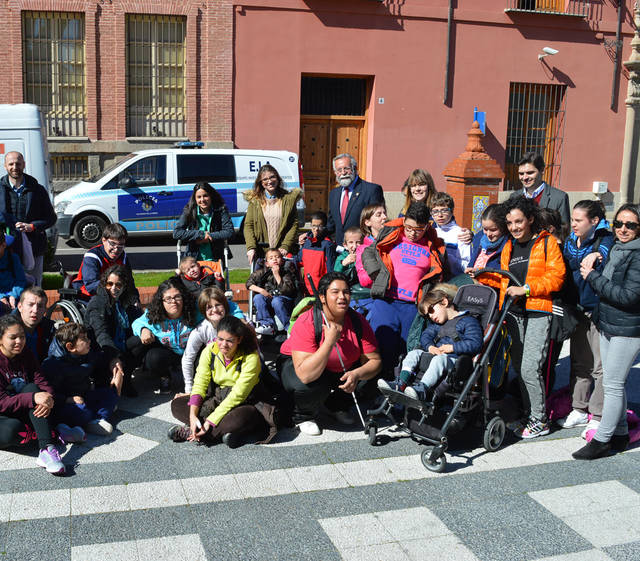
[573,204,640,459]
[85,264,142,396]
[173,182,234,261]
[243,164,302,263]
[130,277,199,393]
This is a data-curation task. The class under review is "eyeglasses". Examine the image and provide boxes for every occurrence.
[403,224,427,234]
[613,220,640,230]
[105,281,123,289]
[162,295,183,303]
[105,239,125,250]
[431,208,451,216]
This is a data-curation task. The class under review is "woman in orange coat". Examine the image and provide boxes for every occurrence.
[498,196,565,439]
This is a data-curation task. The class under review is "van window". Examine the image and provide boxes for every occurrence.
[103,155,166,189]
[177,154,236,184]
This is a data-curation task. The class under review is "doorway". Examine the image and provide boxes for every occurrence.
[299,76,370,216]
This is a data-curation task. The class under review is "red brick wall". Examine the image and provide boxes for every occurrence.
[0,0,233,144]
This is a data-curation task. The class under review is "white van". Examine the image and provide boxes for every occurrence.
[54,143,305,248]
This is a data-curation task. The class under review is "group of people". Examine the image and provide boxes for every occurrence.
[0,147,638,479]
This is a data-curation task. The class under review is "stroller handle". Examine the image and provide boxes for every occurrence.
[472,268,523,287]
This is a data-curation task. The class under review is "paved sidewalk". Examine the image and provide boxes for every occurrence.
[1,350,639,561]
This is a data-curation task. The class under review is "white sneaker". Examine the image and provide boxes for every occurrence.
[255,323,275,336]
[297,420,322,436]
[56,423,86,444]
[581,418,600,439]
[86,418,113,436]
[557,409,589,428]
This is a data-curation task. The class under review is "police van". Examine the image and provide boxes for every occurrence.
[54,143,305,248]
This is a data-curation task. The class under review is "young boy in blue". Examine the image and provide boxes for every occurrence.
[333,226,363,287]
[0,231,26,310]
[42,323,122,438]
[380,287,483,400]
[431,192,472,277]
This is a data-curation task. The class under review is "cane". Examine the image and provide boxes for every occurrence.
[306,274,366,429]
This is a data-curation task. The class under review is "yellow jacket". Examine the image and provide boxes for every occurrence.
[192,342,260,426]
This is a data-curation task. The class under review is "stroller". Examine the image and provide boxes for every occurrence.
[365,271,518,473]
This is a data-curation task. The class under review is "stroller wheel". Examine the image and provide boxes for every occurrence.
[421,447,447,473]
[483,416,506,452]
[366,424,377,445]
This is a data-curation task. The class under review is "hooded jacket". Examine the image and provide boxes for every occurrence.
[243,188,302,254]
[41,338,111,399]
[498,230,566,313]
[588,238,640,337]
[361,218,446,301]
[0,347,52,415]
[563,220,614,312]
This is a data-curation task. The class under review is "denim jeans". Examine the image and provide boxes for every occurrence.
[594,333,640,442]
[253,294,294,329]
[57,387,119,427]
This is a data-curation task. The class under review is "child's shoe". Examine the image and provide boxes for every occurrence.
[557,409,589,428]
[377,379,404,392]
[582,418,600,440]
[86,418,113,436]
[404,384,427,402]
[36,445,65,475]
[255,323,275,336]
[517,418,550,439]
[56,423,86,444]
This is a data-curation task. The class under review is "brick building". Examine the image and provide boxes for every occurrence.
[0,0,636,216]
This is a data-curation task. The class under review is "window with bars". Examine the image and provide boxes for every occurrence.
[51,155,88,180]
[504,82,567,191]
[126,14,186,138]
[505,0,589,17]
[22,11,86,137]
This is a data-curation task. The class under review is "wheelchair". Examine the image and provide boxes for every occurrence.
[45,261,87,326]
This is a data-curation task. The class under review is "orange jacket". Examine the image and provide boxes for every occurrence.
[498,231,566,313]
[362,217,447,303]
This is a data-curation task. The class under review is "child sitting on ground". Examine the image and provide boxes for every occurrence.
[333,226,363,287]
[0,231,26,310]
[297,211,336,294]
[379,287,483,400]
[178,255,224,299]
[247,248,298,335]
[430,192,472,277]
[42,323,122,437]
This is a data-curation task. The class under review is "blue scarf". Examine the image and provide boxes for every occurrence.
[480,234,505,252]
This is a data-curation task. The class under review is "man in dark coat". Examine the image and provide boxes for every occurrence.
[509,151,570,226]
[326,153,384,245]
[0,152,56,285]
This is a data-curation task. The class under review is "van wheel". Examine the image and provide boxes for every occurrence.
[73,215,107,249]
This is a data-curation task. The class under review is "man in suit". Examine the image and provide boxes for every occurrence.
[326,153,384,245]
[0,152,56,285]
[510,151,570,226]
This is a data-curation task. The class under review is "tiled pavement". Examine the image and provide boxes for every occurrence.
[1,351,640,561]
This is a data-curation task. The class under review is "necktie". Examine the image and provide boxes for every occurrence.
[340,188,350,223]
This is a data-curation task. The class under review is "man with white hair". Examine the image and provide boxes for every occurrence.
[326,153,384,245]
[0,152,56,285]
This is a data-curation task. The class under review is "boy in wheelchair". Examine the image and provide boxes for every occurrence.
[379,287,483,402]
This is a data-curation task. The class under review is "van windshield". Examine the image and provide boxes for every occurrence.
[87,153,136,182]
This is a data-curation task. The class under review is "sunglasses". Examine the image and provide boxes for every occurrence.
[105,281,123,289]
[426,300,444,315]
[613,220,640,230]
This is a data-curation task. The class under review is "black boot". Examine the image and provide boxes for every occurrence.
[610,434,630,453]
[572,439,611,460]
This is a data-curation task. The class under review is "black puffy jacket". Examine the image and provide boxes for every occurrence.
[588,240,640,337]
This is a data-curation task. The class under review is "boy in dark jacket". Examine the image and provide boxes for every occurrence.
[43,323,122,436]
[380,287,483,400]
[297,211,337,295]
[247,248,298,335]
[178,255,224,299]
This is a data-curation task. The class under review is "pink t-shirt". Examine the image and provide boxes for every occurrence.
[387,235,432,301]
[280,308,378,373]
[355,235,375,287]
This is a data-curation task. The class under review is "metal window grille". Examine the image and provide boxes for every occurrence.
[22,12,86,137]
[504,82,567,190]
[505,0,589,17]
[126,14,186,137]
[301,77,367,116]
[51,155,88,180]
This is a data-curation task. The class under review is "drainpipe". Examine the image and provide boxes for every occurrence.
[611,0,624,110]
[443,0,454,104]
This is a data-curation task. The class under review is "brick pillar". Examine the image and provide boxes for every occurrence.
[442,122,504,232]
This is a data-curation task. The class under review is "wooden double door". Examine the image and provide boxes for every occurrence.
[299,117,365,217]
